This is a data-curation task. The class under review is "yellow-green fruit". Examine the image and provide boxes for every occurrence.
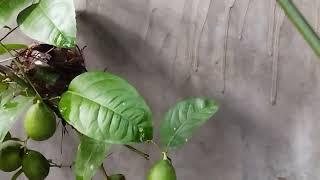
[148,155,176,180]
[24,101,56,141]
[22,150,50,180]
[0,141,22,172]
[109,174,126,180]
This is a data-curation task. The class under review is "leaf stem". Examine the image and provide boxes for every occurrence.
[277,0,320,57]
[100,164,109,180]
[124,145,150,160]
[0,26,18,42]
[11,168,23,180]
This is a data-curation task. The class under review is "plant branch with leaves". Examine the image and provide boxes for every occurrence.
[0,0,220,180]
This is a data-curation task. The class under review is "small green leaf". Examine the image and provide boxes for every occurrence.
[0,0,29,26]
[160,98,219,150]
[0,95,34,143]
[17,0,76,48]
[59,72,153,144]
[0,44,28,55]
[75,136,111,180]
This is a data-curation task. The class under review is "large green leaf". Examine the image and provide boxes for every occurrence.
[17,0,76,48]
[0,44,28,55]
[160,98,219,150]
[59,72,153,144]
[0,0,29,26]
[0,95,33,143]
[75,136,111,180]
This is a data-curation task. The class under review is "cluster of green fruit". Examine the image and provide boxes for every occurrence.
[0,137,50,179]
[0,101,56,179]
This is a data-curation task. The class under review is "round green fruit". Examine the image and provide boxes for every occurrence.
[0,141,22,172]
[109,174,126,180]
[3,132,11,141]
[147,154,176,180]
[22,150,50,180]
[24,101,56,141]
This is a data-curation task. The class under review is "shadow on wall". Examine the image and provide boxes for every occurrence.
[75,10,299,180]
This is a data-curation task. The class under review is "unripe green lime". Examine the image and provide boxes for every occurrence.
[3,132,11,141]
[24,101,56,141]
[109,174,126,180]
[148,154,176,180]
[0,141,22,172]
[22,150,50,180]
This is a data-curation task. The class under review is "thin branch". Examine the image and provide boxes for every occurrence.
[277,0,320,58]
[0,42,41,98]
[0,57,17,63]
[124,145,150,160]
[0,26,18,42]
[0,64,34,95]
[11,168,23,180]
[100,164,109,180]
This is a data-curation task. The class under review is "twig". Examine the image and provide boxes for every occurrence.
[0,65,34,95]
[277,0,320,58]
[0,57,17,63]
[101,164,109,180]
[11,168,23,180]
[124,145,150,160]
[0,42,41,99]
[49,160,73,168]
[0,26,18,42]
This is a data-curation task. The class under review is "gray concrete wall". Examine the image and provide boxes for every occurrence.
[2,0,320,179]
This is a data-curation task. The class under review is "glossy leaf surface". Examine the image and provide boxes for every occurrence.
[160,98,219,150]
[75,136,111,180]
[17,0,76,48]
[59,72,153,144]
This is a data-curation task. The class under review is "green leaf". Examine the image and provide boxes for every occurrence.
[0,44,28,55]
[75,136,111,180]
[160,98,219,150]
[59,72,153,144]
[0,95,33,143]
[17,0,76,48]
[0,0,29,26]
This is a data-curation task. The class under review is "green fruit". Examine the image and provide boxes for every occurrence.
[22,150,50,180]
[148,154,176,180]
[109,174,126,180]
[0,141,22,172]
[3,132,11,141]
[24,101,56,141]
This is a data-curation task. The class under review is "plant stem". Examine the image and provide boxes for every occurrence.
[0,42,41,98]
[0,26,18,42]
[0,65,32,93]
[11,168,23,180]
[100,164,109,180]
[124,145,150,160]
[277,0,320,57]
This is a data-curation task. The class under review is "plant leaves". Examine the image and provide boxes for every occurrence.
[160,98,219,150]
[0,44,28,55]
[59,72,153,144]
[17,0,76,48]
[0,95,33,143]
[0,0,29,26]
[75,136,111,180]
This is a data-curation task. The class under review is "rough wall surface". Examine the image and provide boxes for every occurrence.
[1,0,320,179]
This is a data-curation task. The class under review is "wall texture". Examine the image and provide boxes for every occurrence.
[1,0,320,179]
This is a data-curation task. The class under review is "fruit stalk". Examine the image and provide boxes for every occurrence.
[277,0,320,57]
